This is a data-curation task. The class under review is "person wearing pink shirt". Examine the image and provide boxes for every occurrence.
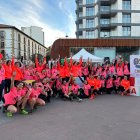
[51,65,58,79]
[101,68,107,79]
[3,59,13,93]
[61,76,73,100]
[82,63,89,80]
[3,72,29,117]
[36,78,52,103]
[109,63,116,76]
[124,61,130,78]
[0,59,5,102]
[78,76,91,98]
[100,75,106,94]
[106,76,114,94]
[22,65,33,80]
[116,63,124,78]
[113,75,121,94]
[71,80,82,101]
[28,81,46,113]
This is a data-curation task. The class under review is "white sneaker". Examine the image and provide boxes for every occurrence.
[78,98,82,102]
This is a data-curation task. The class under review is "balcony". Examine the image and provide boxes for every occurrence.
[100,0,117,5]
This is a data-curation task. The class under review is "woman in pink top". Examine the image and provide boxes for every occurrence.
[61,76,73,100]
[78,76,91,98]
[100,75,106,94]
[51,65,58,79]
[3,59,13,93]
[22,65,33,80]
[106,76,114,94]
[28,81,46,113]
[71,80,82,101]
[116,63,124,78]
[109,63,116,76]
[3,72,29,117]
[124,61,130,77]
[113,75,121,94]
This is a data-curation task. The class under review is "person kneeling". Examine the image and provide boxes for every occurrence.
[28,81,46,113]
[3,72,29,117]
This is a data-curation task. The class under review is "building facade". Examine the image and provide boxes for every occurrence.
[51,39,140,61]
[0,24,47,60]
[76,0,140,39]
[21,26,45,45]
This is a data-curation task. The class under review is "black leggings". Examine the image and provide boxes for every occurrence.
[5,79,11,93]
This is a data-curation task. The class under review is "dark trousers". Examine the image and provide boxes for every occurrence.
[0,80,5,101]
[5,79,11,93]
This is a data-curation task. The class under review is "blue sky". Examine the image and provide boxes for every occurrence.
[0,0,76,47]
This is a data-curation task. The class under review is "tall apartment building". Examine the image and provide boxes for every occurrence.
[21,26,45,45]
[75,0,140,39]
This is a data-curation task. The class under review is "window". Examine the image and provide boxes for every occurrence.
[79,0,82,5]
[18,34,21,58]
[86,31,94,38]
[100,31,110,37]
[86,7,94,16]
[100,6,110,12]
[86,0,94,4]
[28,40,30,57]
[100,19,110,24]
[122,0,131,10]
[0,42,4,48]
[123,26,131,36]
[24,37,26,60]
[86,19,94,28]
[122,14,131,23]
[0,31,5,40]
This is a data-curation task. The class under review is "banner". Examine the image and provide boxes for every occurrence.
[130,86,140,96]
[130,55,140,78]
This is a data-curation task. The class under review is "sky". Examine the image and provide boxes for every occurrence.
[0,0,76,47]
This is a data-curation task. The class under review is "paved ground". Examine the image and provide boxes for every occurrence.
[0,94,140,140]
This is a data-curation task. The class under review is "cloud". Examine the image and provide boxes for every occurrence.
[0,0,75,47]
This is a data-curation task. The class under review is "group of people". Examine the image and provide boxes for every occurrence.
[0,53,131,117]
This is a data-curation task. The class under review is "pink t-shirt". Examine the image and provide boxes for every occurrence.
[106,78,113,88]
[51,68,58,78]
[114,78,120,87]
[61,83,69,95]
[29,87,42,99]
[23,69,33,80]
[82,67,89,76]
[117,67,124,76]
[124,65,130,75]
[56,79,62,90]
[4,87,26,106]
[83,84,91,96]
[71,84,80,94]
[100,80,105,87]
[46,68,51,78]
[109,66,115,75]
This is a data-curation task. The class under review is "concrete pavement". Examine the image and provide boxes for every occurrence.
[0,94,140,140]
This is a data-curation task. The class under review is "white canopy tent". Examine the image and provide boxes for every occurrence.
[72,48,103,63]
